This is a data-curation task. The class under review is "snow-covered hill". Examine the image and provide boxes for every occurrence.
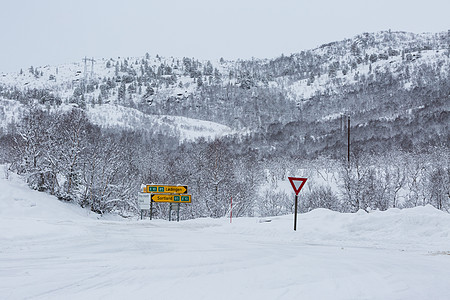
[1,30,449,135]
[1,167,449,299]
[2,31,448,109]
[0,98,233,142]
[85,104,233,142]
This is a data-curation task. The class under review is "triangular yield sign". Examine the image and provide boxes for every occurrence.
[288,177,307,195]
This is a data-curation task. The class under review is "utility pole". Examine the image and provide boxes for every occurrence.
[83,56,88,82]
[341,113,351,165]
[83,57,95,82]
[347,115,351,165]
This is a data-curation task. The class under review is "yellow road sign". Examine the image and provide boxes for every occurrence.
[151,194,191,203]
[146,185,188,194]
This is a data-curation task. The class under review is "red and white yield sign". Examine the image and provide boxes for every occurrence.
[288,177,307,195]
[288,177,307,231]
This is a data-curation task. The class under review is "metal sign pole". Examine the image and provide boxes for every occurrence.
[294,195,298,231]
[177,204,180,222]
[288,177,307,232]
[169,204,172,222]
[150,200,153,220]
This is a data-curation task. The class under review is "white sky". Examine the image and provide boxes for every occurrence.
[1,0,449,73]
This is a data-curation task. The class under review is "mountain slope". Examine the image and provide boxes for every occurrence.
[1,31,448,130]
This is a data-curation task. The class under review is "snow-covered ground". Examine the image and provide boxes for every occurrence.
[1,167,449,300]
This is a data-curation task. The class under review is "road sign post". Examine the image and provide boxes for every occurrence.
[137,193,151,220]
[145,185,188,194]
[288,177,307,231]
[141,184,191,221]
[138,193,151,210]
[150,200,153,220]
[151,194,191,203]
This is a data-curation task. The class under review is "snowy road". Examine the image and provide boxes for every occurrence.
[1,174,450,299]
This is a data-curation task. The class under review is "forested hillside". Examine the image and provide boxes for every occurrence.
[0,30,449,217]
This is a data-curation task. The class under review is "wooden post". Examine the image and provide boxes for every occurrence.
[348,116,351,164]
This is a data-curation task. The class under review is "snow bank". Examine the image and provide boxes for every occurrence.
[298,206,450,252]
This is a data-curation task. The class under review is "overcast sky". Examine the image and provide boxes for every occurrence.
[1,0,449,73]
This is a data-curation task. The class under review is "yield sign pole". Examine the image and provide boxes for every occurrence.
[288,177,307,231]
